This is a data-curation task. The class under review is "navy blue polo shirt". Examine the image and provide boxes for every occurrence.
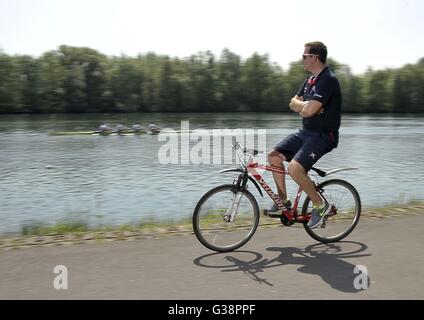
[297,66,342,133]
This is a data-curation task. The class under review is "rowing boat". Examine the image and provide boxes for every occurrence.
[47,128,203,136]
[49,130,156,136]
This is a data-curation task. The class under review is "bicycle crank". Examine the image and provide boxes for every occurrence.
[280,215,296,226]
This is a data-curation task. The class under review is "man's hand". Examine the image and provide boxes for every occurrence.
[289,96,307,113]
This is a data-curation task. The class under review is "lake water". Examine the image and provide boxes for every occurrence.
[0,113,423,235]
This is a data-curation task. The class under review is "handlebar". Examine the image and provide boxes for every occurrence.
[243,148,263,156]
[232,141,262,154]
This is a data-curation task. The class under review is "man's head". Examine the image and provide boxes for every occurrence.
[303,41,327,73]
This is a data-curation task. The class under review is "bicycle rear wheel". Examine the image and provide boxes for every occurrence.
[193,184,260,252]
[303,179,361,243]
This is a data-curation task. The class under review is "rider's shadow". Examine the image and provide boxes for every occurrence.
[266,243,371,292]
[194,242,371,293]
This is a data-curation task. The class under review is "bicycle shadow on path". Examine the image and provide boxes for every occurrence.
[193,241,371,293]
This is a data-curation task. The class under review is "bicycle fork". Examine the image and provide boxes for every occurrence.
[224,173,249,223]
[224,192,243,223]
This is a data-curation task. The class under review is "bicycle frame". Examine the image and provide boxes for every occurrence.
[246,161,309,223]
[219,143,309,223]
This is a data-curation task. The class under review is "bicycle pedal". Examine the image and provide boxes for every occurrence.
[263,210,281,218]
[267,213,282,218]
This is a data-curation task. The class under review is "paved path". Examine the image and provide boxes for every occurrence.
[1,213,423,299]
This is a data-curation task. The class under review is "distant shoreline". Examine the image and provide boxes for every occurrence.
[1,46,423,114]
[1,111,424,115]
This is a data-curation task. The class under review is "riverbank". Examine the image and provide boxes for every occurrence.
[1,201,422,251]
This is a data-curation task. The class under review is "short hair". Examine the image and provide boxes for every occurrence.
[305,41,327,64]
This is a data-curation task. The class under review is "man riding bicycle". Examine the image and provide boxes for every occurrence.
[265,41,342,229]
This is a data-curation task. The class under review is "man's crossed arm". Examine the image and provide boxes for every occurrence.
[289,96,323,118]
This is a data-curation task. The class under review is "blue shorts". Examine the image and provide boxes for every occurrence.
[274,128,338,171]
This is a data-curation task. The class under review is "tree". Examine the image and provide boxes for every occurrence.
[216,48,242,112]
[240,53,272,111]
[0,46,423,114]
[285,60,307,100]
[0,53,23,113]
[188,51,217,112]
[16,56,41,113]
[58,45,108,113]
[37,50,66,113]
[109,57,145,112]
[157,58,183,112]
[364,69,393,113]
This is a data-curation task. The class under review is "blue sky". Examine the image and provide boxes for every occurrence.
[0,0,423,74]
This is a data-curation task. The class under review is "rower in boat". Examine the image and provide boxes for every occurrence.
[148,123,161,135]
[98,122,112,134]
[132,122,147,134]
[115,123,131,134]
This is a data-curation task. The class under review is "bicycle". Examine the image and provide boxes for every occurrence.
[192,139,361,252]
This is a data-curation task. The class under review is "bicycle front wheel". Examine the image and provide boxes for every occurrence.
[193,184,260,252]
[303,179,361,243]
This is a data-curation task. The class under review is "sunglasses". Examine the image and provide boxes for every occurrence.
[302,54,319,60]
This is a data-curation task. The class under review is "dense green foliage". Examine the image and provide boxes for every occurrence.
[0,45,423,114]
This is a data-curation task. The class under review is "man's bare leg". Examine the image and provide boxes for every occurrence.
[267,149,288,202]
[288,160,322,206]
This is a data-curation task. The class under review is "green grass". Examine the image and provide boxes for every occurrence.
[362,200,424,213]
[18,216,194,237]
[21,221,89,236]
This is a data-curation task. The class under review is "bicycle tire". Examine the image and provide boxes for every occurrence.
[193,184,260,252]
[302,179,361,243]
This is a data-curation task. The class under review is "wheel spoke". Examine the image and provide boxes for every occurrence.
[304,179,361,242]
[193,185,259,252]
